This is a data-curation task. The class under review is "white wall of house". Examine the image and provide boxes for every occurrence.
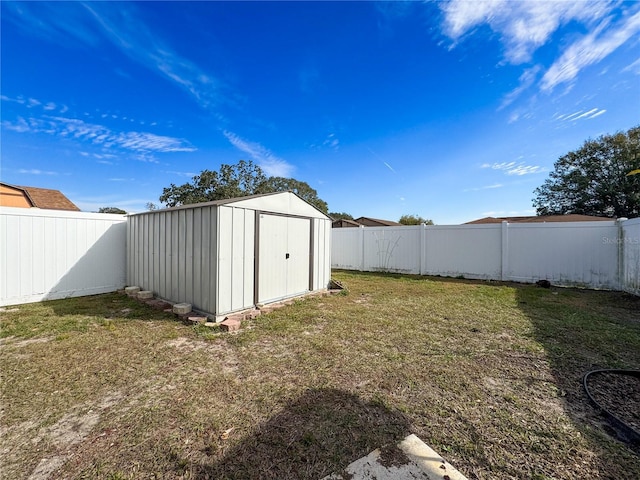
[0,207,127,307]
[332,219,639,292]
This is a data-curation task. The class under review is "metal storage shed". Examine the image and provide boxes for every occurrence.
[127,191,331,319]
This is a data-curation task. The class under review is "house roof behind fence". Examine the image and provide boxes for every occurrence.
[0,182,80,211]
[465,214,613,224]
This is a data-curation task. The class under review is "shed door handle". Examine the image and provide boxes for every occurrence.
[286,253,290,259]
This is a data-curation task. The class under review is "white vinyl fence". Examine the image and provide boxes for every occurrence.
[620,218,640,295]
[0,207,127,307]
[333,219,640,293]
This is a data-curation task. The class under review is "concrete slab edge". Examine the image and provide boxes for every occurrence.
[321,434,468,480]
[399,434,468,480]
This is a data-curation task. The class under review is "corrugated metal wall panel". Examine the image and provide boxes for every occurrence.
[312,218,331,290]
[0,207,126,307]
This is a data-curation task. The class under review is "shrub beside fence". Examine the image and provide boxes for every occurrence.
[332,219,640,294]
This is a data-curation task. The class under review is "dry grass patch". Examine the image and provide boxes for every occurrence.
[1,274,639,479]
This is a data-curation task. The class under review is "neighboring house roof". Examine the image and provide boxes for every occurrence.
[465,214,613,224]
[332,218,361,228]
[0,182,80,211]
[354,216,403,227]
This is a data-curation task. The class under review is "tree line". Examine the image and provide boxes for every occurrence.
[101,125,639,220]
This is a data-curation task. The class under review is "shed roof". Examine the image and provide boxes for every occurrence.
[132,191,329,219]
[0,182,80,211]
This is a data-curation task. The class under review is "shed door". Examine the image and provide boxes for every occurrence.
[258,214,311,303]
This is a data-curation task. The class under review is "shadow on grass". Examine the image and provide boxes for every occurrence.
[183,388,409,480]
[514,285,640,457]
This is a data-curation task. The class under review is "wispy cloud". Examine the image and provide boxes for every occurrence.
[2,94,69,115]
[500,66,540,109]
[481,161,544,176]
[541,9,640,91]
[223,130,294,177]
[3,2,226,111]
[163,170,197,178]
[439,0,638,94]
[464,183,504,192]
[2,114,196,156]
[366,147,396,174]
[554,108,606,121]
[18,169,59,176]
[622,58,640,74]
[440,0,610,64]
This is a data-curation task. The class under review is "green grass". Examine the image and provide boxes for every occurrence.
[1,272,638,479]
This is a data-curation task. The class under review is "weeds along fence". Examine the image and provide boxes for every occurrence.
[332,218,640,294]
[0,207,127,307]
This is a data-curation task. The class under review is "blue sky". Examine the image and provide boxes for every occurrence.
[1,1,639,224]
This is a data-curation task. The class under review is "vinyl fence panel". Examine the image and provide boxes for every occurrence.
[0,207,127,306]
[423,225,503,280]
[505,222,619,288]
[621,218,640,295]
[332,219,639,293]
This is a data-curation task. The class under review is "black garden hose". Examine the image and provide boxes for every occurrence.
[582,369,640,444]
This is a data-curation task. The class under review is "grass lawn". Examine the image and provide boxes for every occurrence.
[1,270,639,479]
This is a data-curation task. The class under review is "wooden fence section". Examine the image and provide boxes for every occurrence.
[332,219,639,292]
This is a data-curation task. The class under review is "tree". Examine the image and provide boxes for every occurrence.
[256,176,328,213]
[160,160,267,207]
[98,207,127,214]
[533,126,640,218]
[328,212,353,220]
[159,159,329,213]
[399,214,434,225]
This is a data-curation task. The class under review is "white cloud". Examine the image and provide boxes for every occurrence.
[223,130,294,177]
[18,169,58,175]
[439,1,639,93]
[3,3,226,112]
[464,183,504,192]
[541,9,640,91]
[163,170,197,178]
[500,66,540,109]
[622,57,640,74]
[482,161,544,176]
[440,0,610,64]
[554,108,606,121]
[2,114,196,156]
[2,117,31,133]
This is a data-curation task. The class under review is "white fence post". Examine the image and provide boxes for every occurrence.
[617,218,627,291]
[359,225,365,272]
[419,224,426,275]
[501,221,509,281]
